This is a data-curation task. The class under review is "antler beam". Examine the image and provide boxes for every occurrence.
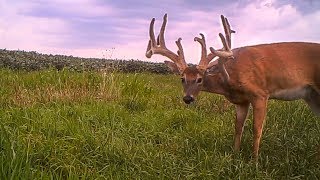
[194,15,235,76]
[145,14,187,73]
[194,33,217,70]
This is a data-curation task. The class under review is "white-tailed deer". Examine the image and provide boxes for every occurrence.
[146,14,320,160]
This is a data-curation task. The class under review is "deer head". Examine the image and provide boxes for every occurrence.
[146,14,235,104]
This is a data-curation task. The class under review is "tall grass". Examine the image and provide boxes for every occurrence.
[0,68,319,179]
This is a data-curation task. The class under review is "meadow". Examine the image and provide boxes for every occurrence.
[0,68,319,179]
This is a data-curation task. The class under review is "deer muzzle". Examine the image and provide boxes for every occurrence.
[183,95,194,104]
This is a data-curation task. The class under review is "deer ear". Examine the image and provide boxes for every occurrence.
[164,61,180,74]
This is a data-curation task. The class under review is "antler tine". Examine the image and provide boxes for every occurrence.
[194,33,217,70]
[146,18,156,58]
[221,15,230,50]
[158,14,167,47]
[221,15,235,49]
[156,35,160,46]
[177,38,188,70]
[209,33,233,58]
[194,33,207,64]
[145,14,187,73]
[176,38,186,63]
[149,18,157,47]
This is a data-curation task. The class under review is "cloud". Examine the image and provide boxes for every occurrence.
[138,0,320,63]
[22,0,115,18]
[0,0,319,62]
[232,0,320,47]
[0,1,69,52]
[0,0,118,57]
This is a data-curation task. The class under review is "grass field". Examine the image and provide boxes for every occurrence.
[0,68,319,179]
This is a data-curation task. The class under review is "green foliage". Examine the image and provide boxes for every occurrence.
[0,68,319,179]
[0,49,172,74]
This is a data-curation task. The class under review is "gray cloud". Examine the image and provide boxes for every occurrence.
[1,0,319,60]
[274,0,320,14]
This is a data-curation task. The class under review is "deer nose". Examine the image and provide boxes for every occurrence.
[183,95,194,104]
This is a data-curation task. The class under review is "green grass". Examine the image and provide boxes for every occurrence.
[0,68,319,179]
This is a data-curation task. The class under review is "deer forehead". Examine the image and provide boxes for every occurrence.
[184,74,202,81]
[183,66,203,79]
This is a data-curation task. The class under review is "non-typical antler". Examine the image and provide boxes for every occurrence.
[146,14,187,73]
[195,15,235,82]
[212,15,235,83]
[194,33,217,70]
[195,15,235,70]
[210,15,235,58]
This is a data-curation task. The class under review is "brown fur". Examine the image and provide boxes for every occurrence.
[176,42,320,160]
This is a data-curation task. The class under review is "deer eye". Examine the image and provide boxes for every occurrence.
[196,78,203,84]
[181,77,186,83]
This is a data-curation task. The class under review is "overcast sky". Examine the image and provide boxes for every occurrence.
[0,0,319,64]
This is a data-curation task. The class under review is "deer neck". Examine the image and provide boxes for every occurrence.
[202,72,230,96]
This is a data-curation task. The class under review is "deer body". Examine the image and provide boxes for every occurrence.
[206,42,320,103]
[202,42,320,158]
[146,14,320,160]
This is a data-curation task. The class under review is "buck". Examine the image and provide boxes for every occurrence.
[146,14,320,160]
